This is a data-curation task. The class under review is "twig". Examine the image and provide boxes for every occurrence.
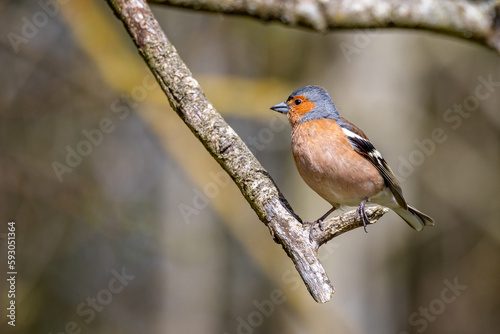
[150,0,500,55]
[106,0,388,303]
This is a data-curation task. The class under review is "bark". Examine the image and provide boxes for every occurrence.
[106,0,389,303]
[150,0,500,54]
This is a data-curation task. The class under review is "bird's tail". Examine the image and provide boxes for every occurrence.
[394,206,434,231]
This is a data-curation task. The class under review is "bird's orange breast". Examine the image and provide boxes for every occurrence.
[291,119,384,206]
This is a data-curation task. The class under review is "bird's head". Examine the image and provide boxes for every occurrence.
[270,85,340,125]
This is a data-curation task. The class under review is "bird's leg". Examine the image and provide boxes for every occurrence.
[303,206,338,242]
[316,206,338,231]
[355,199,370,233]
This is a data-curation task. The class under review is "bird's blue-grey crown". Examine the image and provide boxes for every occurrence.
[289,85,340,123]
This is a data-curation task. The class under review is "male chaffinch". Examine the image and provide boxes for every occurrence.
[271,85,434,238]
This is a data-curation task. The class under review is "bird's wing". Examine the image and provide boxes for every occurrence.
[338,119,408,209]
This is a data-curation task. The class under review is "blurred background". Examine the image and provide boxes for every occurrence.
[1,1,500,333]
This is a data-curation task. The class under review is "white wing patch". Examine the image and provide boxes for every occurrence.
[369,149,383,160]
[342,128,364,141]
[342,128,383,159]
[342,126,407,209]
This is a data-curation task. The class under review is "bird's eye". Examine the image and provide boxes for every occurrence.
[294,99,303,106]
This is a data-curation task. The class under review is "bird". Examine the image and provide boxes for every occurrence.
[270,85,434,239]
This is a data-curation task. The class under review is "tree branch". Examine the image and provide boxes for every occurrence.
[150,0,500,54]
[106,0,388,303]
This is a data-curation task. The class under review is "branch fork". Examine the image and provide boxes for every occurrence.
[109,0,390,303]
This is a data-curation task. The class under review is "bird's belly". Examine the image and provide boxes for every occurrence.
[292,127,384,206]
[296,156,381,206]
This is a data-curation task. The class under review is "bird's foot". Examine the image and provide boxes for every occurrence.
[303,219,325,243]
[355,199,370,233]
[303,206,338,242]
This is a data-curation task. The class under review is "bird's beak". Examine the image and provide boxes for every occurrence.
[270,102,289,114]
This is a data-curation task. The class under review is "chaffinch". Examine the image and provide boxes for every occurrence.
[271,85,434,238]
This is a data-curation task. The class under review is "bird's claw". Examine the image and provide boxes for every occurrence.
[303,219,324,242]
[303,206,337,242]
[355,199,370,233]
